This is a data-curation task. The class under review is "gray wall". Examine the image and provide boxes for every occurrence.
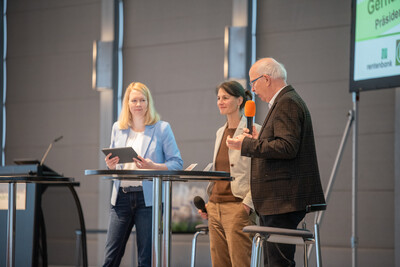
[6,0,102,265]
[122,0,232,168]
[4,0,399,266]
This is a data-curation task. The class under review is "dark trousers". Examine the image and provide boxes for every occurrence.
[259,211,306,267]
[103,189,152,267]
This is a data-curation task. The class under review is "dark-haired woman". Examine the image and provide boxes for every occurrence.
[199,81,261,267]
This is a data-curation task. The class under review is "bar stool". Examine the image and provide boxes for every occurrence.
[190,224,209,267]
[243,204,326,267]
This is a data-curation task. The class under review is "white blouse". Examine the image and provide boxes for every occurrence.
[121,129,144,188]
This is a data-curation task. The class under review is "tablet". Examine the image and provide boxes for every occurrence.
[102,147,139,163]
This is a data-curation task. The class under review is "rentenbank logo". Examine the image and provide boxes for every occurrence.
[396,40,400,65]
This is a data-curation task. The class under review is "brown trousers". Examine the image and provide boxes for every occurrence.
[207,201,255,267]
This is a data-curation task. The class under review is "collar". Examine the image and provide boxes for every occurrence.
[268,86,286,109]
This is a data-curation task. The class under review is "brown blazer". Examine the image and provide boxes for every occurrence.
[241,85,325,216]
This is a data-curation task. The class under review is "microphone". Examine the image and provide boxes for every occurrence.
[40,136,63,166]
[194,196,207,213]
[53,136,63,142]
[244,100,256,134]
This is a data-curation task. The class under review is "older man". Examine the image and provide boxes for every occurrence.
[227,58,325,266]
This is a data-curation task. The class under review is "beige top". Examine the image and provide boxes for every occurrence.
[207,116,262,210]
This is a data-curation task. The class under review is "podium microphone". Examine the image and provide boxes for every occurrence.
[244,100,256,134]
[40,136,63,166]
[194,196,207,213]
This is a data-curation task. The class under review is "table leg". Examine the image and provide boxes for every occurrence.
[162,181,172,267]
[152,177,162,267]
[6,182,16,267]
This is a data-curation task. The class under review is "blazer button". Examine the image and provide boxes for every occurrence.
[230,164,234,167]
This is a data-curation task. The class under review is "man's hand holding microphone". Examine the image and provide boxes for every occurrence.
[226,100,258,150]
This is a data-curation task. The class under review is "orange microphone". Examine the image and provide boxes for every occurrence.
[244,100,256,134]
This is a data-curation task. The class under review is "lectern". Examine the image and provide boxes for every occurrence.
[0,162,87,267]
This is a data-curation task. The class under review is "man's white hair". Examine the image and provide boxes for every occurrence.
[256,58,287,82]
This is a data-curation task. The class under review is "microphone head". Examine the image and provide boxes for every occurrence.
[54,136,63,143]
[244,100,256,117]
[193,196,206,210]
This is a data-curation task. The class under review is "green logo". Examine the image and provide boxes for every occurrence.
[396,40,400,66]
[382,48,387,59]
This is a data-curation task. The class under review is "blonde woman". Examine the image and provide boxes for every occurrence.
[103,82,183,267]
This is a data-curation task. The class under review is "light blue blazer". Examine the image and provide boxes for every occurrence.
[109,120,183,207]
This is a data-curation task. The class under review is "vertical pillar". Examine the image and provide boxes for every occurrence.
[163,181,172,267]
[351,92,359,267]
[6,182,16,267]
[1,0,7,166]
[152,177,162,267]
[97,0,115,264]
[395,87,400,267]
[224,0,252,86]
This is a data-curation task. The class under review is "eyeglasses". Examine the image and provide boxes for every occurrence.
[249,75,264,88]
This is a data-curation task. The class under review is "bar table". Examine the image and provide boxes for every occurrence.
[85,169,231,267]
